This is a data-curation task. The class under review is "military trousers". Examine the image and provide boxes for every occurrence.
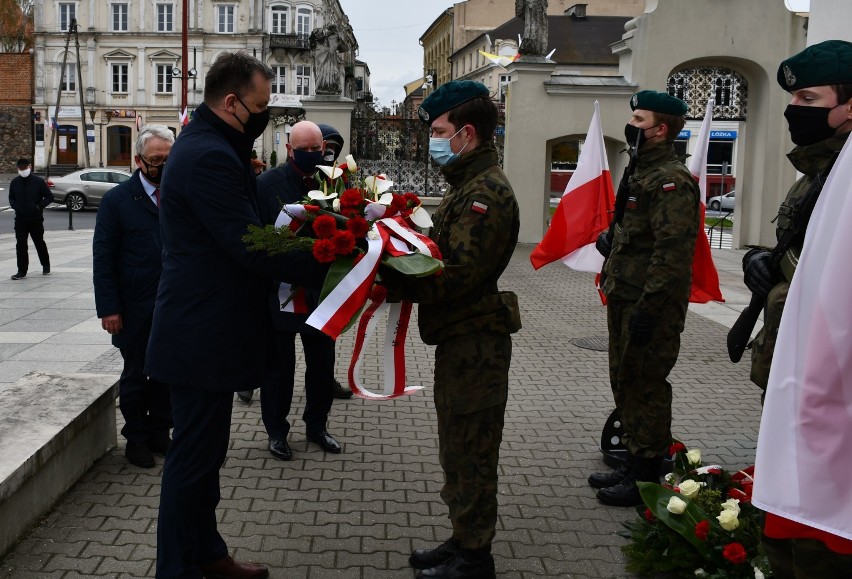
[607,300,682,458]
[433,332,511,550]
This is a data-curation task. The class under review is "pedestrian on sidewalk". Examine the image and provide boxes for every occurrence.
[9,158,52,280]
[93,125,174,469]
[589,90,699,507]
[145,51,327,579]
[383,80,522,579]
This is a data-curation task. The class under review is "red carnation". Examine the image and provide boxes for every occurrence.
[312,238,337,263]
[346,215,370,238]
[340,188,365,208]
[391,193,408,214]
[644,508,655,522]
[304,204,320,213]
[403,192,420,208]
[722,543,747,565]
[669,442,687,455]
[694,520,710,541]
[312,214,338,239]
[332,230,356,255]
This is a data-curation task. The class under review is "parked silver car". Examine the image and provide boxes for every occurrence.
[47,169,132,211]
[707,190,736,212]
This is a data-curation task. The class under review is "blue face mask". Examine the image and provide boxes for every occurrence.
[429,126,467,166]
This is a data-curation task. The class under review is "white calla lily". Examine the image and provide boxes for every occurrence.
[307,190,338,201]
[364,175,394,196]
[316,165,343,180]
[345,154,357,172]
[378,192,394,205]
[409,205,433,228]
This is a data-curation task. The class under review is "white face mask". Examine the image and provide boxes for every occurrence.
[18,168,31,178]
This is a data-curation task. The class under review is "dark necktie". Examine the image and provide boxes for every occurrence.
[154,188,160,207]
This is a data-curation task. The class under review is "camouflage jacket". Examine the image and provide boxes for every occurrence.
[601,141,699,316]
[392,142,522,345]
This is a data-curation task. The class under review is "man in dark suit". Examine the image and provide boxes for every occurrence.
[145,52,327,579]
[9,157,53,280]
[93,125,174,468]
[256,121,342,463]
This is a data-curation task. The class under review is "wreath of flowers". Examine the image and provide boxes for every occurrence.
[619,443,771,578]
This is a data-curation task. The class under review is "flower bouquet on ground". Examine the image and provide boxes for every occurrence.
[244,155,442,399]
[619,442,771,578]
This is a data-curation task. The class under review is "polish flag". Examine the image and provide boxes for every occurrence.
[178,107,189,126]
[752,134,852,543]
[686,99,724,303]
[530,101,614,272]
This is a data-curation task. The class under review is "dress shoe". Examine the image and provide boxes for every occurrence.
[268,438,292,461]
[416,549,495,579]
[147,434,172,457]
[236,389,254,403]
[596,456,662,507]
[307,430,342,454]
[42,268,51,275]
[125,440,155,468]
[588,455,634,489]
[332,379,353,399]
[10,272,25,280]
[410,538,461,569]
[200,555,269,579]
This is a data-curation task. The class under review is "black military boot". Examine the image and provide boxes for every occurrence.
[596,456,662,507]
[416,548,495,579]
[409,538,461,570]
[588,454,634,489]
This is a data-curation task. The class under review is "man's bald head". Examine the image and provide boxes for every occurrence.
[288,121,324,154]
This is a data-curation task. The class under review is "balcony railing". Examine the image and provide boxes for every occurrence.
[356,90,373,102]
[268,33,310,50]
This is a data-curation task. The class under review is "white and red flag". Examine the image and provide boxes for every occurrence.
[686,99,724,303]
[178,107,189,126]
[530,101,614,272]
[752,135,852,542]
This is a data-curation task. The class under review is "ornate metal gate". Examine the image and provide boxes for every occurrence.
[350,109,448,197]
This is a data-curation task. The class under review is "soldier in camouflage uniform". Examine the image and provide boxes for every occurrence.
[744,40,852,579]
[383,80,521,579]
[589,90,699,507]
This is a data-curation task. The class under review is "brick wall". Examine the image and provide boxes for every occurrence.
[0,54,34,172]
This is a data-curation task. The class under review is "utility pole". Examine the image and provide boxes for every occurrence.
[181,0,188,123]
[73,20,91,169]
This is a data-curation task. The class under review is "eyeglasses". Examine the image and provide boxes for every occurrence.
[140,155,168,168]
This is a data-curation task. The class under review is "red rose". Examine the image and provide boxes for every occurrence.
[312,238,337,263]
[312,214,338,239]
[694,520,710,541]
[403,192,420,208]
[669,442,687,455]
[722,543,747,565]
[644,508,655,522]
[346,215,370,238]
[304,204,320,213]
[332,230,356,255]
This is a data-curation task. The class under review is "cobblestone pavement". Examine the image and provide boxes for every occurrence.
[0,243,762,578]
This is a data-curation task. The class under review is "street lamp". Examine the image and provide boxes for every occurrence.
[88,108,113,168]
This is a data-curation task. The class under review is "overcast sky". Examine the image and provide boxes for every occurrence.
[338,0,451,107]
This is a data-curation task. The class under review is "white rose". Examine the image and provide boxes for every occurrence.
[678,479,701,499]
[345,154,357,172]
[721,498,741,515]
[695,569,709,578]
[754,568,766,579]
[667,496,688,514]
[332,198,341,213]
[717,509,740,531]
[686,449,702,465]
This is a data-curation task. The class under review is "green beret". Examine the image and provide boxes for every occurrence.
[630,90,687,117]
[778,40,852,91]
[418,80,490,125]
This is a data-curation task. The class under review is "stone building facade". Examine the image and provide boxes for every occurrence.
[0,53,34,172]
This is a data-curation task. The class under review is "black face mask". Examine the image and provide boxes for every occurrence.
[624,123,659,149]
[139,157,166,184]
[291,149,325,174]
[784,104,839,146]
[233,95,270,141]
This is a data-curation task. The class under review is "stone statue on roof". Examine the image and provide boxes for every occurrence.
[515,0,548,57]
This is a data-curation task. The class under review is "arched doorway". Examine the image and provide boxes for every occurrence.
[106,125,132,166]
[56,125,79,164]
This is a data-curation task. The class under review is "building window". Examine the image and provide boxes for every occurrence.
[296,7,312,37]
[112,63,129,93]
[271,65,286,94]
[714,77,733,107]
[707,141,734,174]
[157,4,174,32]
[217,5,236,33]
[270,5,288,34]
[156,64,174,93]
[667,76,686,102]
[296,65,310,96]
[111,3,128,32]
[667,66,748,120]
[61,63,76,92]
[59,2,76,31]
